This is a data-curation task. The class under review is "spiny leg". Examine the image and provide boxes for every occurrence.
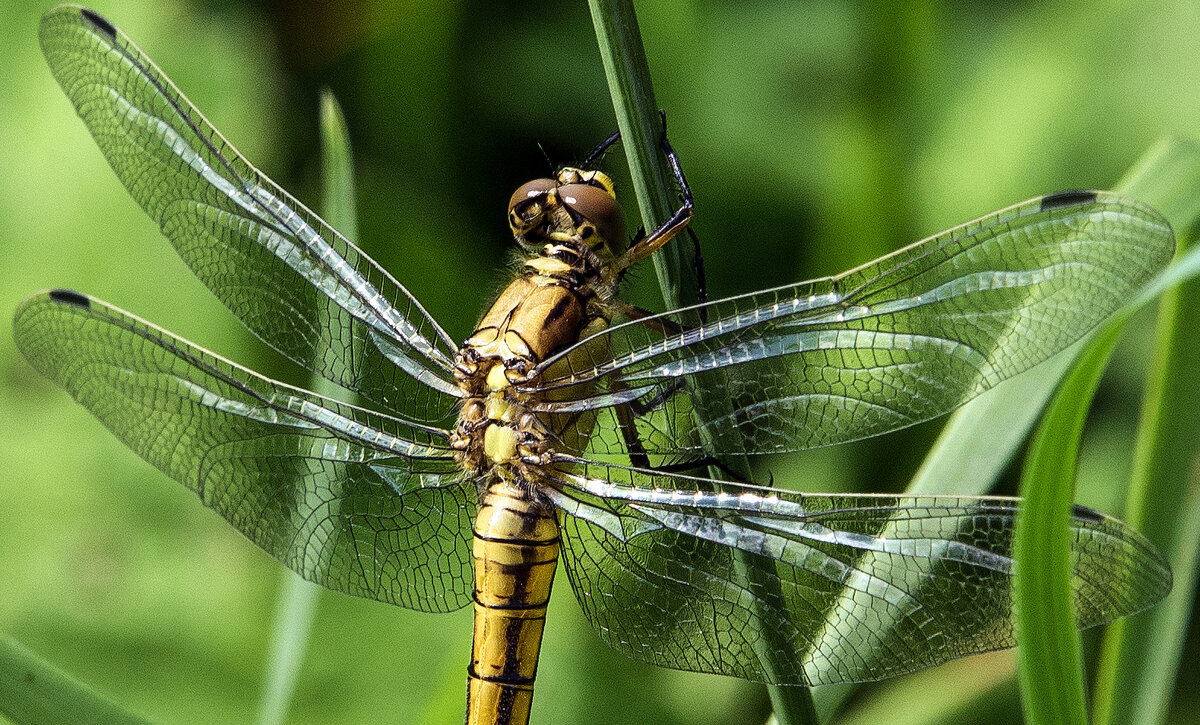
[608,298,686,336]
[582,129,623,168]
[585,113,708,314]
[609,377,751,483]
[610,113,696,276]
[613,398,752,481]
[613,399,652,470]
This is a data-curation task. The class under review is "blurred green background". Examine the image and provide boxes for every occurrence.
[2,0,1198,723]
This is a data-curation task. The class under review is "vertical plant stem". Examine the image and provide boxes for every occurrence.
[586,0,695,309]
[259,89,359,725]
[586,2,817,723]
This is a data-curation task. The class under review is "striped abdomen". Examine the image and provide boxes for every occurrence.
[465,479,560,725]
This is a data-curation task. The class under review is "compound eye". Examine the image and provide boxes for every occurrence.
[508,178,557,234]
[559,183,627,254]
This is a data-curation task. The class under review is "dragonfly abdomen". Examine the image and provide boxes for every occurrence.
[467,479,560,725]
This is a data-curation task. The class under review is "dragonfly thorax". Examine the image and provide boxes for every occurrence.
[449,168,623,478]
[451,360,545,476]
[451,263,609,477]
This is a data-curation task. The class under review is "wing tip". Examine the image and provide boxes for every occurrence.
[1040,189,1099,212]
[48,288,91,309]
[79,7,117,39]
[1069,503,1108,524]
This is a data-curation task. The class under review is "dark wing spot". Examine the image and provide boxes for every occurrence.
[1070,503,1107,524]
[80,8,118,38]
[49,289,91,309]
[1041,190,1098,211]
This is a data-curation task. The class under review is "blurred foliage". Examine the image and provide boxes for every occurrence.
[2,1,1198,723]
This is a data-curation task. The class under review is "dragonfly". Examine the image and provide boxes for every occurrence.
[17,6,1175,725]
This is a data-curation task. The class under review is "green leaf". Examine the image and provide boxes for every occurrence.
[319,88,360,244]
[1013,330,1114,725]
[1092,137,1200,725]
[1015,136,1200,725]
[0,632,149,725]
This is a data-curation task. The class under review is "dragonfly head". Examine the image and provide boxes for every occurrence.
[508,167,627,264]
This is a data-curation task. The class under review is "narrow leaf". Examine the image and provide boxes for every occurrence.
[0,633,149,725]
[1009,136,1200,724]
[1014,328,1121,725]
[1093,136,1200,725]
[258,88,359,725]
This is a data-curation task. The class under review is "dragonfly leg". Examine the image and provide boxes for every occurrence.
[610,113,696,275]
[616,373,756,482]
[653,112,708,311]
[650,456,752,481]
[613,401,652,469]
[608,298,685,335]
[613,396,752,482]
[581,128,623,168]
[685,226,709,312]
[583,113,707,312]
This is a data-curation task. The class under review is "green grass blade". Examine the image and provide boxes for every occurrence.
[1013,136,1200,725]
[1092,136,1200,725]
[586,2,816,723]
[259,571,321,725]
[0,632,149,725]
[319,88,361,243]
[816,136,1200,721]
[1014,329,1120,725]
[258,88,359,725]
[1095,480,1200,725]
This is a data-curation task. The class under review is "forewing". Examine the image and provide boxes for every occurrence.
[14,290,475,613]
[535,192,1174,456]
[39,6,462,423]
[544,461,1170,685]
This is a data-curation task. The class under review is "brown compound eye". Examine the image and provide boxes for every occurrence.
[508,178,557,236]
[558,182,627,255]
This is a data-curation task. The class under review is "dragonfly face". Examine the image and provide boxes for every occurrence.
[508,167,628,261]
[16,6,1177,725]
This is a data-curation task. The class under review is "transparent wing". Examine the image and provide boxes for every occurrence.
[13,290,475,613]
[39,7,462,424]
[543,459,1171,685]
[534,192,1174,457]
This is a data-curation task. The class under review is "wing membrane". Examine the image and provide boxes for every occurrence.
[39,6,462,424]
[13,290,475,613]
[535,193,1174,456]
[544,459,1171,685]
